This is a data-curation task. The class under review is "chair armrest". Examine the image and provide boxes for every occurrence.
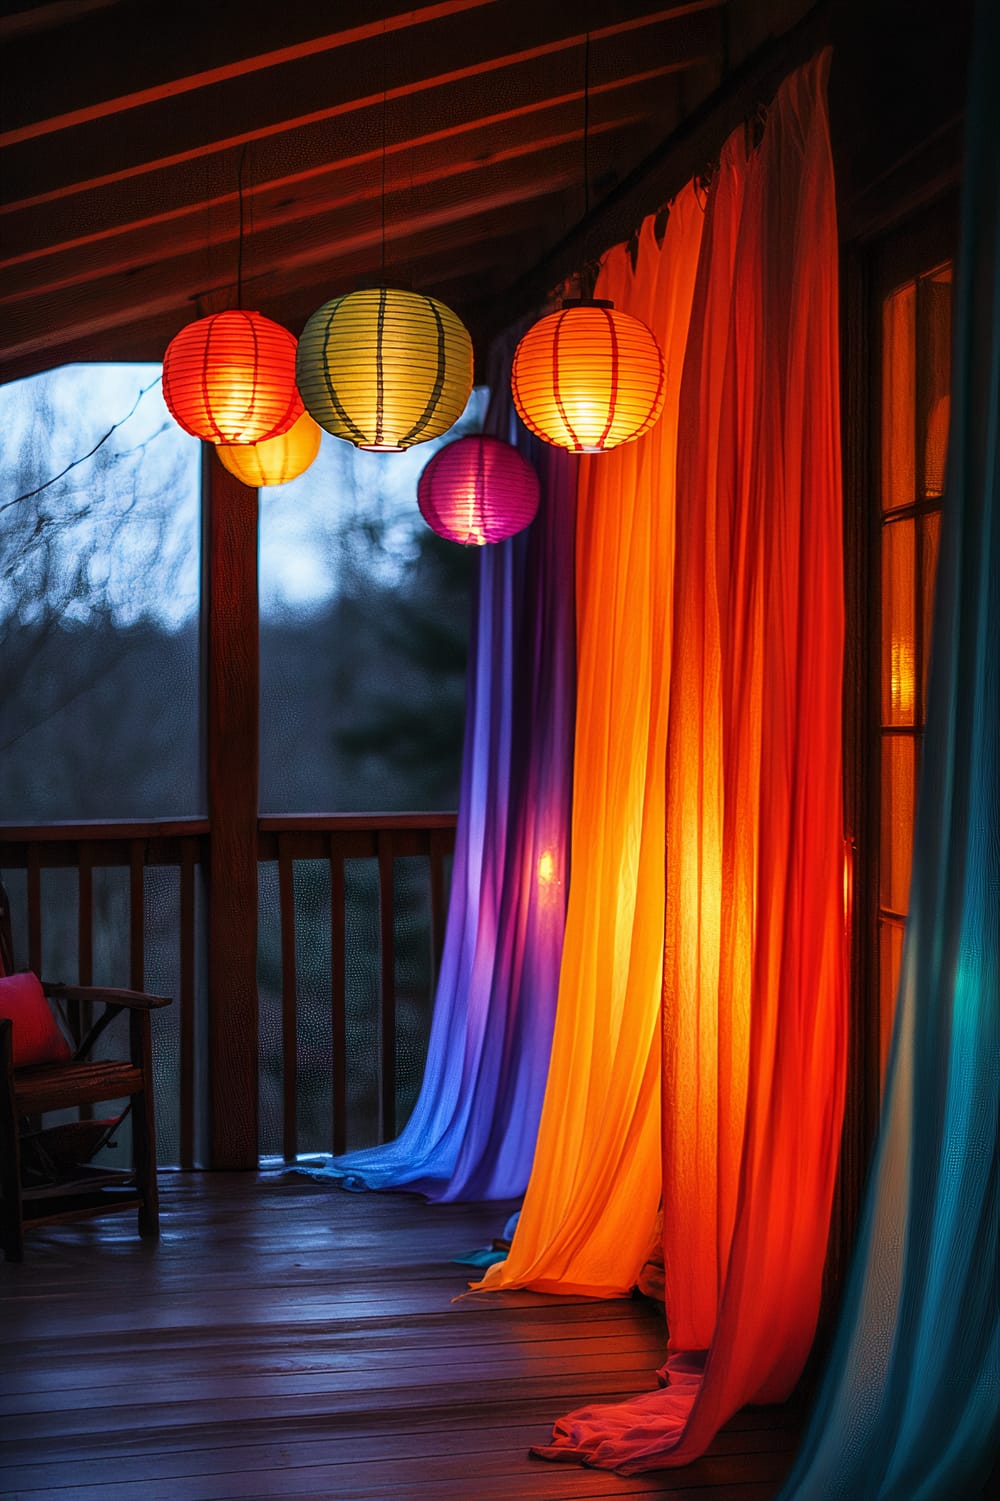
[41,984,172,1011]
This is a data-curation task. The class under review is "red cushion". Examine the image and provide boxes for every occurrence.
[0,972,72,1068]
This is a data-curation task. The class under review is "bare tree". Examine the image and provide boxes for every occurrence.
[1,372,194,751]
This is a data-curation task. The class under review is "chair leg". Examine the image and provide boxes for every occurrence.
[0,1024,25,1261]
[129,1011,160,1240]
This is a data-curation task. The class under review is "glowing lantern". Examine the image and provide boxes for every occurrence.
[417,435,539,546]
[297,287,473,452]
[162,310,303,444]
[511,300,665,452]
[216,411,322,488]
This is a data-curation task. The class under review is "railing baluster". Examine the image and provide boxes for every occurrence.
[78,847,94,988]
[278,835,297,1163]
[428,828,448,989]
[76,844,94,1108]
[377,830,396,1145]
[129,840,144,991]
[26,845,42,978]
[179,840,197,1170]
[329,836,347,1157]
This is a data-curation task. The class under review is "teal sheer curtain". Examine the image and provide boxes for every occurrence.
[779,5,999,1497]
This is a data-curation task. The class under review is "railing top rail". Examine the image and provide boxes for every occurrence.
[259,812,458,833]
[0,818,211,843]
[0,813,458,845]
[0,816,459,852]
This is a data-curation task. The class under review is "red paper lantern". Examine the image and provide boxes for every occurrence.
[511,301,665,452]
[162,310,303,444]
[417,435,540,546]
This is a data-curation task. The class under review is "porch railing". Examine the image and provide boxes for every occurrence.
[0,813,456,1169]
[258,814,456,1161]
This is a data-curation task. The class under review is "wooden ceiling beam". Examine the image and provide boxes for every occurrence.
[0,155,590,382]
[1,4,722,206]
[0,66,682,270]
[4,1,720,133]
[0,219,546,388]
[0,76,680,314]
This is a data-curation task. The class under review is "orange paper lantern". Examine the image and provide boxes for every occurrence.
[511,301,665,452]
[162,310,303,444]
[216,411,322,487]
[417,435,539,545]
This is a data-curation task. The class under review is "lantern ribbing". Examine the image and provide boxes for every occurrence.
[511,303,665,452]
[162,310,303,444]
[297,288,473,452]
[417,435,540,545]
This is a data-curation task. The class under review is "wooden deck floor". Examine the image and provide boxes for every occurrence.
[0,1173,801,1500]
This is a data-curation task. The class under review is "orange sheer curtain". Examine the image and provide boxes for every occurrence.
[473,185,705,1297]
[535,52,848,1469]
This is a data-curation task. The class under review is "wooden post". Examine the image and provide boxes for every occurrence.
[377,830,396,1144]
[278,836,297,1163]
[329,839,347,1156]
[179,840,197,1171]
[205,452,260,1169]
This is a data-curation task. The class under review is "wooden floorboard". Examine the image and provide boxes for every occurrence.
[0,1173,801,1500]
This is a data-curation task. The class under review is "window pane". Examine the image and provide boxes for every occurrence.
[921,265,953,500]
[0,365,202,820]
[921,509,942,712]
[882,517,917,726]
[882,280,916,512]
[880,735,916,915]
[259,392,486,814]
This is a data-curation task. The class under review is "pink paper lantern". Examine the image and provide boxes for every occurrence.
[417,435,540,546]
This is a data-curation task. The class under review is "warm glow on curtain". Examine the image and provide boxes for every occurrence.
[473,185,705,1296]
[533,52,848,1469]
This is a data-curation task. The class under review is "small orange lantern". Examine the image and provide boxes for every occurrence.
[162,310,303,444]
[511,300,665,452]
[216,411,322,488]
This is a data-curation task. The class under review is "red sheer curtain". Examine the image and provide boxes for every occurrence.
[535,51,848,1471]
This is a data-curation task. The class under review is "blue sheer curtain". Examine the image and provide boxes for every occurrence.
[779,6,999,1496]
[298,333,576,1201]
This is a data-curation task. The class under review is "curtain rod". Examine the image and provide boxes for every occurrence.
[477,0,835,351]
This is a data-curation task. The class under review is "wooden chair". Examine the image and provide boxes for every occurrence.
[0,880,172,1261]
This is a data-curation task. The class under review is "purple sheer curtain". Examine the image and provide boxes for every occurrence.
[298,333,576,1201]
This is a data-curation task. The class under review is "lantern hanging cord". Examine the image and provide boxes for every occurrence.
[582,30,591,256]
[380,21,388,284]
[236,141,249,309]
[1,375,162,514]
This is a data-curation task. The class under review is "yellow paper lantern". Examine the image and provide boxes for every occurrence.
[216,411,322,487]
[297,288,473,451]
[161,310,303,444]
[511,301,665,452]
